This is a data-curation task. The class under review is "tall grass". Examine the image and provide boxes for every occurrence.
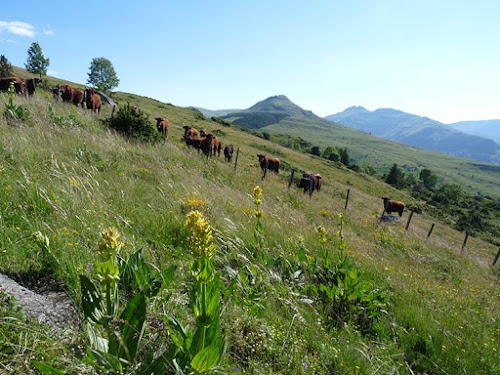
[0,89,499,374]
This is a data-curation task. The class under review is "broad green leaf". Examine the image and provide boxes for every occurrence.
[117,292,147,362]
[33,362,65,375]
[85,348,123,372]
[79,275,103,324]
[190,340,224,373]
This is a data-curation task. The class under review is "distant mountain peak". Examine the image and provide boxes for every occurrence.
[223,95,323,129]
[345,105,368,111]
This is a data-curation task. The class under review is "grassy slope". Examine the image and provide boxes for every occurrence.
[0,75,499,374]
[264,117,500,198]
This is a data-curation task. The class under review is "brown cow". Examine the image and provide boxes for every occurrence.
[85,88,102,114]
[298,173,323,194]
[155,117,170,140]
[200,130,221,156]
[183,125,200,140]
[26,78,42,95]
[382,197,405,217]
[200,134,214,157]
[257,154,280,174]
[60,85,84,107]
[0,77,26,95]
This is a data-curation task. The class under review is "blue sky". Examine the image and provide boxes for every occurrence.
[1,1,499,123]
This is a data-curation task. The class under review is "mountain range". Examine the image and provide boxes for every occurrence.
[325,106,500,163]
[191,97,500,165]
[448,120,500,145]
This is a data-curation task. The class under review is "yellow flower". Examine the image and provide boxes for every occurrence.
[97,228,123,258]
[185,211,216,258]
[254,209,263,218]
[253,185,262,205]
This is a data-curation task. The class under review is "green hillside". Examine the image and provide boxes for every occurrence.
[265,117,500,198]
[0,72,499,374]
[325,106,500,164]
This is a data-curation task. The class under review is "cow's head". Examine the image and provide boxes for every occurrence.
[381,197,390,204]
[199,130,207,137]
[257,154,266,162]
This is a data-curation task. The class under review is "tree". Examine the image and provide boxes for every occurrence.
[25,42,50,78]
[87,57,120,92]
[0,55,13,77]
[338,147,350,166]
[385,163,406,188]
[310,146,321,156]
[419,168,438,190]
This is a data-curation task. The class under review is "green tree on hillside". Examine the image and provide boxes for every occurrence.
[338,147,350,166]
[385,163,406,188]
[0,55,13,77]
[87,57,120,92]
[310,145,321,156]
[420,168,438,190]
[25,42,50,78]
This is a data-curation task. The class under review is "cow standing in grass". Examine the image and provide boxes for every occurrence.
[224,145,234,162]
[0,77,26,95]
[200,130,221,157]
[257,154,280,174]
[183,125,200,140]
[382,197,405,217]
[85,88,102,114]
[26,78,41,95]
[60,85,84,107]
[298,173,323,194]
[155,117,170,140]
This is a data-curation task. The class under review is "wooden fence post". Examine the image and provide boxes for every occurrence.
[405,210,414,232]
[344,188,350,210]
[234,147,239,170]
[427,223,435,239]
[262,160,268,180]
[461,232,470,252]
[288,170,295,190]
[309,176,314,199]
[492,248,500,267]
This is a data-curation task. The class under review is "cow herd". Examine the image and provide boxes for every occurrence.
[0,77,42,96]
[0,77,103,115]
[56,85,102,114]
[1,76,404,215]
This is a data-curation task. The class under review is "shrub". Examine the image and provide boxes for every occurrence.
[310,146,321,156]
[105,103,161,142]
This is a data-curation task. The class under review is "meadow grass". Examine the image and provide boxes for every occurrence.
[0,85,499,374]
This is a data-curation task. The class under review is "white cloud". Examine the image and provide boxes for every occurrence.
[43,26,54,36]
[47,70,60,77]
[0,37,15,43]
[0,21,35,38]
